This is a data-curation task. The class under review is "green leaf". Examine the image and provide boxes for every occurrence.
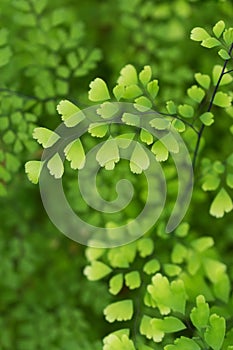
[187,86,205,103]
[97,102,119,119]
[141,316,186,343]
[33,127,60,148]
[103,333,136,350]
[140,129,153,145]
[108,251,129,268]
[96,138,120,170]
[140,316,160,342]
[204,314,226,350]
[84,261,112,281]
[118,64,138,86]
[89,78,110,101]
[34,0,47,14]
[178,104,194,118]
[139,65,152,85]
[122,113,140,127]
[47,153,64,179]
[67,51,79,69]
[200,112,214,126]
[157,316,186,333]
[151,141,168,162]
[134,96,152,111]
[194,73,211,89]
[213,21,225,38]
[172,243,187,264]
[5,153,20,172]
[123,84,142,99]
[147,80,159,99]
[144,292,157,309]
[190,295,209,330]
[164,264,181,277]
[210,188,233,217]
[105,329,130,339]
[166,100,177,114]
[52,8,66,26]
[85,247,106,261]
[11,111,23,124]
[137,238,154,257]
[165,336,201,350]
[57,100,85,127]
[130,143,150,174]
[175,222,189,237]
[214,273,230,303]
[143,259,160,275]
[212,65,233,86]
[201,37,221,48]
[192,237,214,253]
[3,130,16,144]
[202,174,220,191]
[108,244,137,268]
[125,271,141,289]
[218,49,230,60]
[213,161,225,174]
[223,28,233,46]
[88,122,108,138]
[170,280,186,314]
[147,274,186,315]
[109,274,123,295]
[147,274,171,315]
[25,161,43,184]
[203,258,226,283]
[64,139,85,170]
[213,92,232,108]
[104,300,133,323]
[150,118,170,130]
[172,119,186,133]
[190,27,210,41]
[113,84,125,101]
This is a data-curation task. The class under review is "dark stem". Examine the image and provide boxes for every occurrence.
[223,68,233,75]
[192,43,233,170]
[139,82,199,134]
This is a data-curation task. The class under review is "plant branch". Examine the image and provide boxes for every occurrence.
[140,83,199,134]
[223,68,233,75]
[192,43,233,170]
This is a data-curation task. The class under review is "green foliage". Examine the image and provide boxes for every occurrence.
[22,15,233,349]
[1,1,233,349]
[104,300,134,323]
[0,0,101,196]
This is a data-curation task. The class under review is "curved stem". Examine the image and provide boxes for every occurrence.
[192,43,233,170]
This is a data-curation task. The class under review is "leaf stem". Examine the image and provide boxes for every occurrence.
[223,68,233,75]
[192,43,233,170]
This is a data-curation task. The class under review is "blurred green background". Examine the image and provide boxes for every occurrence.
[0,0,233,349]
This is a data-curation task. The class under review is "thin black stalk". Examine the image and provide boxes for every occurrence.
[192,43,233,169]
